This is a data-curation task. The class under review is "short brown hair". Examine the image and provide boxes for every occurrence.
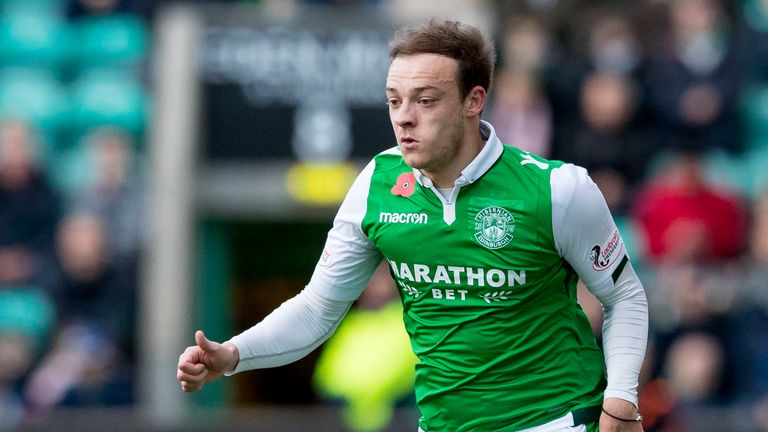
[389,20,497,99]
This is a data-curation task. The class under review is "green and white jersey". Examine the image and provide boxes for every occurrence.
[364,154,606,429]
[229,121,647,432]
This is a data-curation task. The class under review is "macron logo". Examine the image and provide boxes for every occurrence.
[379,212,428,224]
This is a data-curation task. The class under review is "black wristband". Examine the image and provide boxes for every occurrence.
[602,407,643,422]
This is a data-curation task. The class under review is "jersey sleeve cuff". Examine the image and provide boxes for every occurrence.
[603,389,639,407]
[223,336,246,376]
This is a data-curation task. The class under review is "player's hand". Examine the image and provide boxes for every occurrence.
[177,330,239,393]
[599,398,644,432]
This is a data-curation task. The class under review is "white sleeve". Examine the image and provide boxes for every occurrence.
[227,160,383,373]
[551,164,648,406]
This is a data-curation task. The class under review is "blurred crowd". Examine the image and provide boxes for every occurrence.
[0,0,148,429]
[2,0,768,431]
[483,0,768,431]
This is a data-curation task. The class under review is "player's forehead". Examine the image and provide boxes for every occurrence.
[386,53,459,94]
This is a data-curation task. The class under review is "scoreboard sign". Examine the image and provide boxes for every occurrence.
[198,5,395,164]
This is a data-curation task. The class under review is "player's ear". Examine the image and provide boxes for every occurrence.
[464,85,486,118]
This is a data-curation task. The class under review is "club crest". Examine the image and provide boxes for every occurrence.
[474,206,515,249]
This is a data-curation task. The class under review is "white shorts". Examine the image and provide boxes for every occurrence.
[417,411,588,432]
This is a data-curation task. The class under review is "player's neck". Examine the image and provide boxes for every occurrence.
[422,128,485,189]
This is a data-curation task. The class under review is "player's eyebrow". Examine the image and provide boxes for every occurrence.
[411,86,443,95]
[385,85,444,95]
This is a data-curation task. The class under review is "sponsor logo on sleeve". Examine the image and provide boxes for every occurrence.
[589,227,624,271]
[319,247,332,267]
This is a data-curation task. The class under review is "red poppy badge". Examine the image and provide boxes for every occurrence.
[391,172,416,197]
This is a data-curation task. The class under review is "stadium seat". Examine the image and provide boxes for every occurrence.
[68,69,149,139]
[703,147,768,201]
[0,285,55,346]
[703,148,747,194]
[0,3,71,71]
[615,215,642,269]
[46,140,93,194]
[744,147,768,200]
[70,13,148,71]
[0,0,63,11]
[0,67,68,157]
[741,83,768,150]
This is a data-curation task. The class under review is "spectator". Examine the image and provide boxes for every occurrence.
[554,8,648,106]
[488,71,552,157]
[638,260,743,430]
[739,0,768,82]
[70,127,145,267]
[665,332,725,404]
[499,15,554,74]
[577,9,652,126]
[583,11,645,77]
[653,332,726,431]
[631,152,747,263]
[557,72,652,213]
[644,0,743,154]
[67,129,144,360]
[498,15,566,110]
[497,15,579,161]
[24,213,134,413]
[0,287,55,429]
[728,189,768,401]
[0,119,61,291]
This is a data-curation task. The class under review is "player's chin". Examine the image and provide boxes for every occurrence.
[401,153,426,170]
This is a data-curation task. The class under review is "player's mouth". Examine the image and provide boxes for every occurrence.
[400,136,418,150]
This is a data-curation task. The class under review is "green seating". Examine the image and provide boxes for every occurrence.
[703,146,768,201]
[70,14,147,71]
[0,67,68,158]
[69,69,148,138]
[743,147,768,200]
[0,5,71,71]
[741,84,768,150]
[46,140,93,194]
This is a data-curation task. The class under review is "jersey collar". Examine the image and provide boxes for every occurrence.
[413,120,504,188]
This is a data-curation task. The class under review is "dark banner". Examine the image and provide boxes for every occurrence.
[198,5,396,162]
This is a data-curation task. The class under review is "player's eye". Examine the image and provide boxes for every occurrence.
[387,98,401,108]
[418,98,435,106]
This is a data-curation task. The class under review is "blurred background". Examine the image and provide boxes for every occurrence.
[0,0,767,431]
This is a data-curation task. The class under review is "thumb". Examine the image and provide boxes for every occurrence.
[195,330,218,354]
